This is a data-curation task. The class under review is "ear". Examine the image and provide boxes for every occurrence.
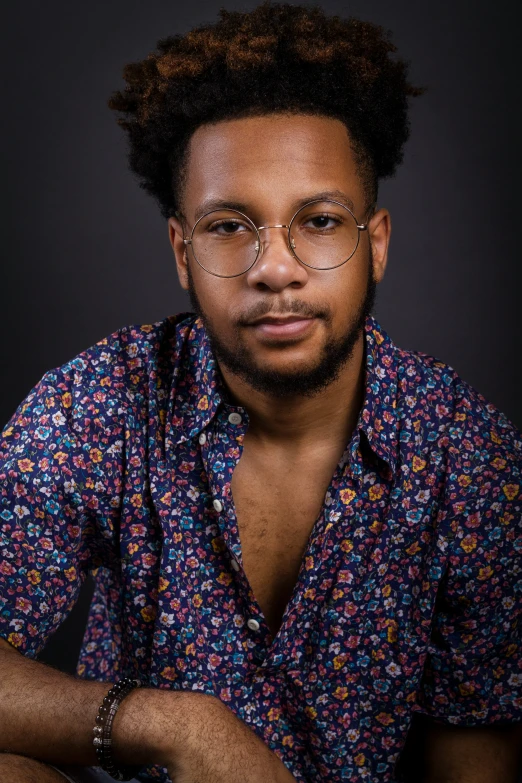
[168,215,190,291]
[367,207,391,284]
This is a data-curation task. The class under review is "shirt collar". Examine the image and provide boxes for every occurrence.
[167,313,399,473]
[357,314,400,474]
[165,315,226,450]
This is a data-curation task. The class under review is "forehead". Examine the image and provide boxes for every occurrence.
[182,114,364,216]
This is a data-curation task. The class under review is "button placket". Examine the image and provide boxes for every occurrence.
[205,408,269,642]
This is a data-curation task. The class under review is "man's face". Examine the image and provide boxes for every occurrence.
[168,114,391,397]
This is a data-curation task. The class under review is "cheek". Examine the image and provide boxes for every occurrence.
[194,275,238,325]
[323,258,368,310]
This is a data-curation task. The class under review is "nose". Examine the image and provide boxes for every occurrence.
[246,225,309,291]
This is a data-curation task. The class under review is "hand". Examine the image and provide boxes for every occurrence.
[163,693,297,783]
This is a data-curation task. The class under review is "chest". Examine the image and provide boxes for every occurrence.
[230,444,338,638]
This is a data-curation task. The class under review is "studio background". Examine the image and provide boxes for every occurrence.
[1,0,520,674]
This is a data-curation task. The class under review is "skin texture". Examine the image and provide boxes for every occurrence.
[168,114,390,451]
[0,636,297,782]
[167,112,522,782]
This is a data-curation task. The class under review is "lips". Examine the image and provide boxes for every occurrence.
[248,315,317,339]
[250,315,313,326]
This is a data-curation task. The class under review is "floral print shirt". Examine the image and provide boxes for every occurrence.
[1,312,521,783]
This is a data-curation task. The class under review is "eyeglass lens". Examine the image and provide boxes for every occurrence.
[190,200,360,277]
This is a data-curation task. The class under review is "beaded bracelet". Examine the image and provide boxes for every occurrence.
[92,677,142,781]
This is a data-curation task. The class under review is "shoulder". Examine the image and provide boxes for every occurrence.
[393,341,521,462]
[37,311,196,414]
[394,345,521,569]
[1,312,198,453]
[54,310,195,388]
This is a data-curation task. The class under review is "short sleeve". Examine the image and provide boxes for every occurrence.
[416,383,522,725]
[0,367,123,658]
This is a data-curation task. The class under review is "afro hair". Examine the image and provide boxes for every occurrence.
[108,1,425,220]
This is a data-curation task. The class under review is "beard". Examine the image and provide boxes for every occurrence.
[186,249,377,399]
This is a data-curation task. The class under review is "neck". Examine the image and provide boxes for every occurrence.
[218,330,366,453]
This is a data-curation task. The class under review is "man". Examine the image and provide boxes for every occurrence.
[0,2,521,782]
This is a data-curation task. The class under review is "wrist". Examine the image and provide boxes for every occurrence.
[111,686,217,769]
[93,678,142,779]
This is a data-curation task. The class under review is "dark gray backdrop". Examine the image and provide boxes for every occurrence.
[2,0,521,673]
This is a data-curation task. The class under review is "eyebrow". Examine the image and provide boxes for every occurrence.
[193,189,355,223]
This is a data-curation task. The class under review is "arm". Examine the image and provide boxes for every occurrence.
[421,720,522,783]
[402,385,522,783]
[399,714,522,783]
[0,637,297,782]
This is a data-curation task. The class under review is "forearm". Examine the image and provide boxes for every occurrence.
[0,641,298,782]
[0,641,204,767]
[407,716,522,783]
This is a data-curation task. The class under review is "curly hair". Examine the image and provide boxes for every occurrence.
[108,1,425,220]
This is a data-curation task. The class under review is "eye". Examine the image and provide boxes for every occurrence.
[207,219,250,235]
[302,213,343,230]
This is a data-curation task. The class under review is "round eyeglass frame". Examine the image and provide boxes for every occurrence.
[182,198,373,279]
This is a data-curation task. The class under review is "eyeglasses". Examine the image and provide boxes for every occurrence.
[182,199,372,278]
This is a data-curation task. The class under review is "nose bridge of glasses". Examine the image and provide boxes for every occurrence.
[255,223,296,252]
[257,224,290,231]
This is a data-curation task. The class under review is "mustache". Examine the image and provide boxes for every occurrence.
[237,300,331,326]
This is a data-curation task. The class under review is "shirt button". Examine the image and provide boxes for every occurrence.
[198,432,207,445]
[247,618,260,632]
[213,499,223,513]
[230,558,240,572]
[228,412,242,425]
